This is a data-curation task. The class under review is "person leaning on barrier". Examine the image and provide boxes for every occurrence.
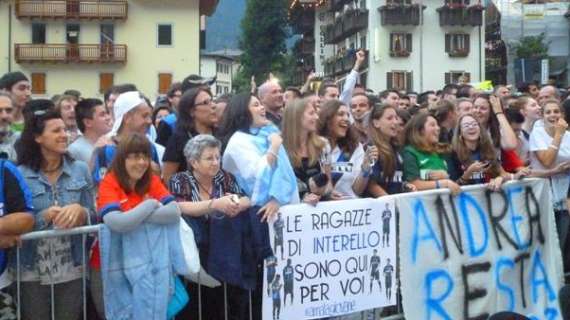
[16,100,95,320]
[448,113,526,191]
[94,133,181,319]
[367,104,416,196]
[168,134,253,319]
[401,112,461,195]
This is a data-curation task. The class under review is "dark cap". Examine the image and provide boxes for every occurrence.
[0,72,29,91]
[181,74,216,93]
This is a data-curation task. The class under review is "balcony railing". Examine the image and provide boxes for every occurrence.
[15,0,128,20]
[342,9,369,38]
[390,49,411,57]
[378,3,426,26]
[301,38,315,55]
[15,44,127,63]
[331,0,351,12]
[436,4,484,26]
[291,10,315,35]
[447,48,469,58]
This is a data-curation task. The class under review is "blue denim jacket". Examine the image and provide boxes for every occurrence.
[14,157,95,271]
[99,221,189,320]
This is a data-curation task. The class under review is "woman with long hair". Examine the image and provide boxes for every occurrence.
[17,102,94,320]
[529,99,570,269]
[402,113,461,194]
[96,133,182,319]
[218,93,299,221]
[450,114,524,190]
[317,99,377,199]
[162,87,218,183]
[282,97,329,204]
[473,93,518,150]
[367,105,416,196]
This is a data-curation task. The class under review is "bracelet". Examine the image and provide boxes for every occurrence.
[207,199,214,210]
[267,150,278,158]
[495,112,504,116]
[361,167,371,178]
[435,180,441,189]
[549,144,559,150]
[510,173,515,181]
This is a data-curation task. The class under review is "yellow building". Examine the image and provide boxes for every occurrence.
[0,0,219,99]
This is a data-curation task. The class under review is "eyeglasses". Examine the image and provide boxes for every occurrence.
[461,122,479,129]
[195,99,213,107]
[200,155,220,163]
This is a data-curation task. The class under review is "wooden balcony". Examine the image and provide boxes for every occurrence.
[390,49,411,57]
[291,9,315,35]
[437,4,484,26]
[15,0,128,20]
[378,3,425,26]
[342,9,369,38]
[448,48,469,58]
[331,0,351,12]
[15,44,127,64]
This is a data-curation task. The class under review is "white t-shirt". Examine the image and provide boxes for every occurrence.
[68,136,94,164]
[330,142,365,199]
[529,125,570,211]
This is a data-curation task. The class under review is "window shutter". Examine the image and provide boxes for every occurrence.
[465,34,470,53]
[445,72,451,85]
[445,34,450,53]
[389,33,394,51]
[31,73,46,95]
[387,72,393,89]
[158,73,172,94]
[406,33,412,52]
[406,72,413,91]
[99,73,114,94]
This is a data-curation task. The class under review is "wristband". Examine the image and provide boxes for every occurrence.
[207,199,214,210]
[361,168,371,178]
[510,173,514,181]
[549,144,559,150]
[495,112,504,116]
[267,150,278,158]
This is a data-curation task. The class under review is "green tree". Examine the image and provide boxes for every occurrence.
[234,0,289,92]
[511,33,549,59]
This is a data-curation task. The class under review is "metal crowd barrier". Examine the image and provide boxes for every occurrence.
[10,224,405,320]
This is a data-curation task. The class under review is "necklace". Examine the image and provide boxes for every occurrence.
[195,176,214,199]
[43,161,63,174]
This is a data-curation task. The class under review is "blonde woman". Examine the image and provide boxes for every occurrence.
[282,98,329,204]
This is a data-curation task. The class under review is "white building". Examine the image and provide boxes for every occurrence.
[312,0,486,92]
[200,49,241,96]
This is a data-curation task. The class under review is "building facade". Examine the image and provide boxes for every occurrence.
[200,49,241,96]
[291,0,486,92]
[0,0,218,99]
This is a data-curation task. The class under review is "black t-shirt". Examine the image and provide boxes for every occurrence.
[4,163,32,214]
[293,158,322,198]
[448,150,486,185]
[162,130,195,173]
[369,148,404,195]
[156,121,174,147]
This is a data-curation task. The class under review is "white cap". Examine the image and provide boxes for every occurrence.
[110,91,146,136]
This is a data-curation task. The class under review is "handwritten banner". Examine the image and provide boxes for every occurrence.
[262,198,397,320]
[397,179,564,320]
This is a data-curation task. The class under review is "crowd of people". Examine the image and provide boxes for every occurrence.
[0,48,569,319]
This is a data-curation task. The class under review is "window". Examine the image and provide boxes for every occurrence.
[66,24,80,44]
[100,24,114,45]
[31,73,46,95]
[445,34,470,56]
[158,73,173,94]
[216,86,222,95]
[386,71,413,91]
[445,71,471,84]
[360,36,367,49]
[157,24,172,46]
[99,73,114,94]
[32,23,46,44]
[387,0,412,5]
[390,33,412,56]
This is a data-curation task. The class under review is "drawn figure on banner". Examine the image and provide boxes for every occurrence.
[283,258,295,306]
[266,255,278,296]
[274,212,285,259]
[384,258,394,300]
[369,249,382,293]
[382,203,392,247]
[272,274,283,320]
